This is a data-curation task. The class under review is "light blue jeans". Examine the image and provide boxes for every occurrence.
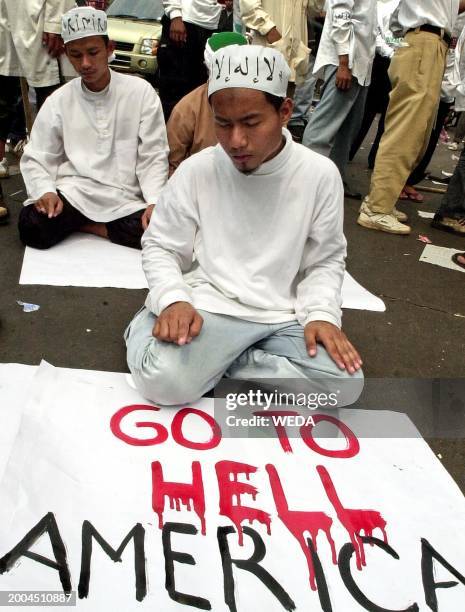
[302,66,369,179]
[289,54,317,126]
[125,307,364,407]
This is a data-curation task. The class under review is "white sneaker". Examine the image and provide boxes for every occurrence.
[0,158,9,178]
[357,201,411,235]
[12,138,27,158]
[359,200,408,223]
[448,142,459,150]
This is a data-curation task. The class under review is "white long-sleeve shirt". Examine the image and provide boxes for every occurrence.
[390,0,459,37]
[376,0,401,58]
[443,22,465,109]
[142,129,347,329]
[163,0,222,30]
[313,0,378,86]
[21,70,169,222]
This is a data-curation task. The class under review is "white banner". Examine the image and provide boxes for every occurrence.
[0,363,464,610]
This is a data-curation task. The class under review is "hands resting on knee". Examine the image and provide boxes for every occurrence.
[153,301,203,346]
[153,303,362,376]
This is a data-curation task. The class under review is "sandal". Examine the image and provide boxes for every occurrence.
[452,252,465,270]
[399,186,425,202]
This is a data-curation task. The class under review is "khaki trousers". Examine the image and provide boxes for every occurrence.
[368,31,448,214]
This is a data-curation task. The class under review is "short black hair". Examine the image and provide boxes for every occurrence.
[102,35,110,46]
[264,92,285,112]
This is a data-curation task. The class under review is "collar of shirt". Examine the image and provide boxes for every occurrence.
[80,71,112,101]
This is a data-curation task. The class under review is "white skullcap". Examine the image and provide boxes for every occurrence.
[208,45,290,98]
[62,7,107,44]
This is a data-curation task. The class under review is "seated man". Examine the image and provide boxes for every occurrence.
[167,31,247,176]
[19,6,169,250]
[125,45,363,407]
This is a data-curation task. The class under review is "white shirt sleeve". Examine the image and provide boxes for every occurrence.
[329,0,355,56]
[163,0,183,20]
[239,0,276,36]
[142,172,198,315]
[388,3,403,37]
[136,85,169,204]
[295,163,346,329]
[20,96,64,202]
[44,0,75,34]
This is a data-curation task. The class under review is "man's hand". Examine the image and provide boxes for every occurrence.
[304,321,362,374]
[42,32,64,58]
[335,56,352,90]
[153,302,203,345]
[266,27,282,44]
[141,204,155,230]
[34,192,64,218]
[169,17,187,46]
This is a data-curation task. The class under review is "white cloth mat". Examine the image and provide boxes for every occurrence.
[20,234,386,311]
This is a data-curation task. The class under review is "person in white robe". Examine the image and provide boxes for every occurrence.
[0,0,75,98]
[301,0,377,198]
[18,6,169,250]
[125,44,364,407]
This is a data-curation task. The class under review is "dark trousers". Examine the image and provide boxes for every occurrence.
[35,84,60,111]
[18,193,145,250]
[408,99,452,185]
[349,54,391,167]
[0,76,26,142]
[157,16,214,120]
[436,145,465,219]
[0,77,58,143]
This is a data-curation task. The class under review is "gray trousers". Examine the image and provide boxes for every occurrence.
[125,307,364,407]
[289,54,317,126]
[302,66,369,179]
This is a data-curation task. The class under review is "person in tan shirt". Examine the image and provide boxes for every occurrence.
[167,32,247,176]
[167,83,217,175]
[239,0,322,87]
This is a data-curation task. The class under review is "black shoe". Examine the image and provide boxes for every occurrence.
[0,187,9,224]
[0,204,9,225]
[343,183,362,200]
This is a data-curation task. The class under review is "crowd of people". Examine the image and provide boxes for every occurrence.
[1,0,464,406]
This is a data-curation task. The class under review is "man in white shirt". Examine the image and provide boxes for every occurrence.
[18,6,169,250]
[158,0,222,118]
[125,44,363,407]
[302,0,377,197]
[358,0,465,235]
[349,0,399,167]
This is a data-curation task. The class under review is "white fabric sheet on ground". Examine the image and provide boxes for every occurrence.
[19,234,147,289]
[19,234,386,311]
[0,364,36,483]
[420,244,465,274]
[0,362,463,610]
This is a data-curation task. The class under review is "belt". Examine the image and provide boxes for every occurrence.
[407,25,451,47]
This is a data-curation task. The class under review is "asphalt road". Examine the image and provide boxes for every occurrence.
[1,122,464,491]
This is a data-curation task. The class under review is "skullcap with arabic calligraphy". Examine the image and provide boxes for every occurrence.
[62,6,107,44]
[208,44,290,98]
